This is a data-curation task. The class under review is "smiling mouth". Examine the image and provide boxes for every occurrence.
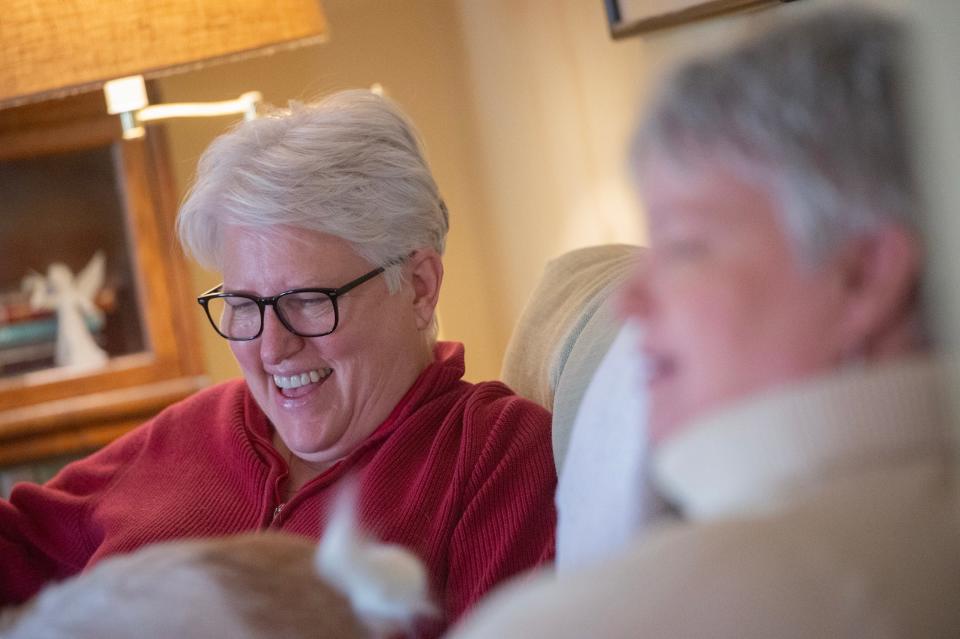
[273,368,333,390]
[644,354,677,387]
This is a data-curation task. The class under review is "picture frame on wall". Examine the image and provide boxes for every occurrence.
[604,0,802,39]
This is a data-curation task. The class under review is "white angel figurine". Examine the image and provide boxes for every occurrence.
[23,252,109,369]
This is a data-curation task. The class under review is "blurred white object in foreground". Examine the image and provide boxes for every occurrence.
[316,479,438,635]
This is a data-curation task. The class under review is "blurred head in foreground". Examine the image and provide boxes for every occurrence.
[0,484,435,639]
[622,9,924,442]
[1,534,365,639]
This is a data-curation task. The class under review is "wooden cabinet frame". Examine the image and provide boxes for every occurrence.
[604,0,802,39]
[0,90,207,466]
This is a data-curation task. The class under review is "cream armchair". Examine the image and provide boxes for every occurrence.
[501,244,641,470]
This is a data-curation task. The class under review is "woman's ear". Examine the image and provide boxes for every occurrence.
[407,249,444,331]
[835,224,922,358]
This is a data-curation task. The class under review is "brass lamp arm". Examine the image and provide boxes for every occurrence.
[104,75,262,140]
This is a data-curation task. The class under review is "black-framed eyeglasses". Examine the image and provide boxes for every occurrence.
[197,265,388,341]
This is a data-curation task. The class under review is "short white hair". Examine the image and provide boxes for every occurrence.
[633,8,917,266]
[177,90,449,292]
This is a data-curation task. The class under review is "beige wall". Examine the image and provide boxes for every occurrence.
[157,0,836,385]
[452,0,796,337]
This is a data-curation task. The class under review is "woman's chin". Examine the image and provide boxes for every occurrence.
[268,408,343,461]
[276,428,342,463]
[649,401,702,446]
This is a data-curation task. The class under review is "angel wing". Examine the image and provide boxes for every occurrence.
[75,251,106,303]
[22,271,53,311]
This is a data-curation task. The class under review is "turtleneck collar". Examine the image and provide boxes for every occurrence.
[653,356,955,521]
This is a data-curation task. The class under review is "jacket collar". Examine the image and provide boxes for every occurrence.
[653,356,954,521]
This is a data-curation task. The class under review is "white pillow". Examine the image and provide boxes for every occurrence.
[555,322,668,572]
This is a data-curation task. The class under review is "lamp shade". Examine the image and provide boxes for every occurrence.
[0,0,328,109]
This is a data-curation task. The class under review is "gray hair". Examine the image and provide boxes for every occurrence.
[177,90,449,292]
[633,8,918,266]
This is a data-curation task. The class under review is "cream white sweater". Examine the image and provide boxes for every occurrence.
[451,358,960,639]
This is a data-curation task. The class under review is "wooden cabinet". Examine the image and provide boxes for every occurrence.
[0,89,207,467]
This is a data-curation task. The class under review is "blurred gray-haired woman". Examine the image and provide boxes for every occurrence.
[452,9,959,639]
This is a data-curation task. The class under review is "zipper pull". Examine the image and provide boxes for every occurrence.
[271,502,286,525]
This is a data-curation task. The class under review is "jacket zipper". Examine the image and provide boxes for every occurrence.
[271,502,286,526]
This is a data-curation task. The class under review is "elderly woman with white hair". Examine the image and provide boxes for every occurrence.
[0,91,556,633]
[452,8,960,639]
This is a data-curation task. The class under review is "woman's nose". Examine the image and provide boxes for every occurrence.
[617,253,653,322]
[259,306,304,364]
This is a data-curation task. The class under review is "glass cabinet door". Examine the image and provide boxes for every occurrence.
[0,88,207,467]
[0,144,145,377]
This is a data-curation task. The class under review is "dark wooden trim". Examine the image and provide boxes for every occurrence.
[606,0,802,39]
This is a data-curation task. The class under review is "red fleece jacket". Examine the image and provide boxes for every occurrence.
[0,342,556,630]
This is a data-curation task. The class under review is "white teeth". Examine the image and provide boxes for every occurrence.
[273,368,332,389]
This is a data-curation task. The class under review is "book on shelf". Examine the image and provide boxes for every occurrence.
[0,315,104,349]
[0,287,110,375]
[0,340,56,376]
[0,290,49,323]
